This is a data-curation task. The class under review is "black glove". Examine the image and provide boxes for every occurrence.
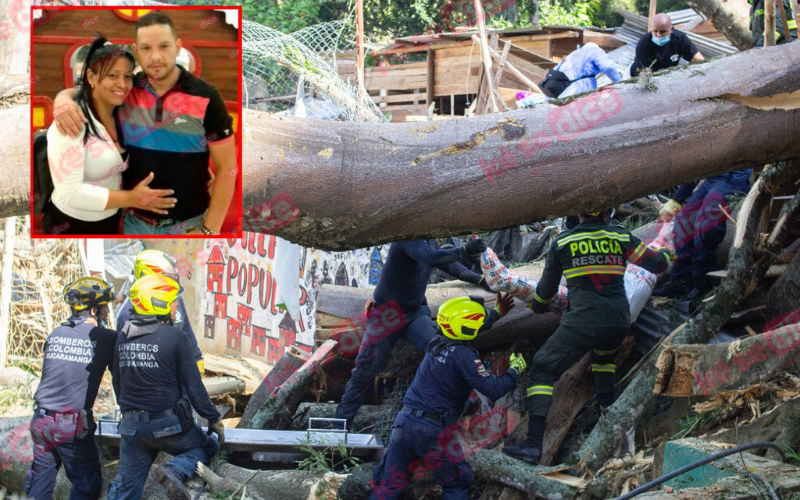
[527,299,549,314]
[464,238,487,255]
[208,418,225,445]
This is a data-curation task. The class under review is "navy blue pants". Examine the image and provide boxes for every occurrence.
[24,411,102,500]
[106,414,219,500]
[670,178,748,288]
[336,303,436,428]
[370,410,474,500]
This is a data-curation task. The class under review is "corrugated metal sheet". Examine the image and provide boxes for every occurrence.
[613,8,737,58]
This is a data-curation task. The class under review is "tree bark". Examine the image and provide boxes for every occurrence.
[238,348,308,428]
[240,43,800,250]
[247,339,337,430]
[288,402,384,432]
[684,0,754,50]
[572,161,800,473]
[653,322,800,396]
[766,247,800,326]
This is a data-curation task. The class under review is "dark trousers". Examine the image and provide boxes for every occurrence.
[370,410,473,500]
[669,178,747,289]
[42,203,121,235]
[24,412,102,500]
[527,324,629,418]
[106,414,219,500]
[336,304,436,428]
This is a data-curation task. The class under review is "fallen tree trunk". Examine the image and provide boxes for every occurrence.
[766,245,800,326]
[238,347,308,428]
[653,322,800,396]
[238,43,800,250]
[572,161,800,473]
[247,339,337,430]
[684,0,754,50]
[196,462,327,500]
[288,402,384,431]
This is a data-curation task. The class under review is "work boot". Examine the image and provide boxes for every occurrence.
[154,465,191,500]
[503,437,542,465]
[503,415,545,465]
[652,278,690,298]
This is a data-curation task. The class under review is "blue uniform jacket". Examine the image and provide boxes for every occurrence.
[402,309,517,417]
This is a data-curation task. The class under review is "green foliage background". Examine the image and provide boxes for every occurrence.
[165,0,688,39]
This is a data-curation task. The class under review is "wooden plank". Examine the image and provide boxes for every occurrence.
[371,93,434,104]
[494,41,512,111]
[364,75,427,92]
[426,49,435,106]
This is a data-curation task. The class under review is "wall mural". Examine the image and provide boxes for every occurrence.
[201,234,388,364]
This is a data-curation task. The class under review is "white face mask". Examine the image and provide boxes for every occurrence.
[652,34,671,46]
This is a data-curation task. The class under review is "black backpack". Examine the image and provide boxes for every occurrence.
[539,69,593,99]
[32,130,54,215]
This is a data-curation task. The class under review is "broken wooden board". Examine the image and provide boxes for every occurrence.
[247,340,338,430]
[203,353,271,395]
[239,346,308,429]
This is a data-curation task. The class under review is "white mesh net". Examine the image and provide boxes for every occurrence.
[104,0,384,122]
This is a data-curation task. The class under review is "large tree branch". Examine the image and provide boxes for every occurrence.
[684,0,754,50]
[241,43,800,250]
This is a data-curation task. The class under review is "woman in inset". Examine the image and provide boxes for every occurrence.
[43,36,176,235]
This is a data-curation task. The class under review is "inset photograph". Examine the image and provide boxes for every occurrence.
[31,6,242,237]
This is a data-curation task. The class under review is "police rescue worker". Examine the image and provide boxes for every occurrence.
[370,294,523,500]
[503,210,675,465]
[749,0,796,46]
[107,274,224,500]
[335,238,491,431]
[630,13,704,77]
[116,249,205,376]
[25,277,118,500]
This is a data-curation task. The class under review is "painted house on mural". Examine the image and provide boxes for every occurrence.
[31,7,243,233]
[188,234,389,364]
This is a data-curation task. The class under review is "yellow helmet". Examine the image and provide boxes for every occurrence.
[437,296,487,341]
[133,249,177,279]
[62,276,115,311]
[129,274,183,316]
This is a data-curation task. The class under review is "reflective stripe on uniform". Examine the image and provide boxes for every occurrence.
[533,291,551,304]
[628,242,647,263]
[788,19,797,29]
[591,363,616,373]
[527,385,554,397]
[557,230,631,248]
[594,347,620,356]
[563,265,626,279]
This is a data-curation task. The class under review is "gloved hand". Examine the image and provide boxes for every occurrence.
[477,276,493,292]
[208,418,225,445]
[527,299,550,314]
[658,199,681,218]
[196,358,205,377]
[509,353,527,376]
[494,293,515,317]
[463,238,487,256]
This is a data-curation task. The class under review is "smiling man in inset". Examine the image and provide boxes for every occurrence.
[54,11,238,236]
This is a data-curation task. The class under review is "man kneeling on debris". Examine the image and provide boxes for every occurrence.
[371,294,523,500]
[503,210,675,465]
[108,274,225,500]
[26,277,118,500]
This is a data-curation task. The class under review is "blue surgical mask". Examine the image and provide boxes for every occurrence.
[652,34,670,46]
